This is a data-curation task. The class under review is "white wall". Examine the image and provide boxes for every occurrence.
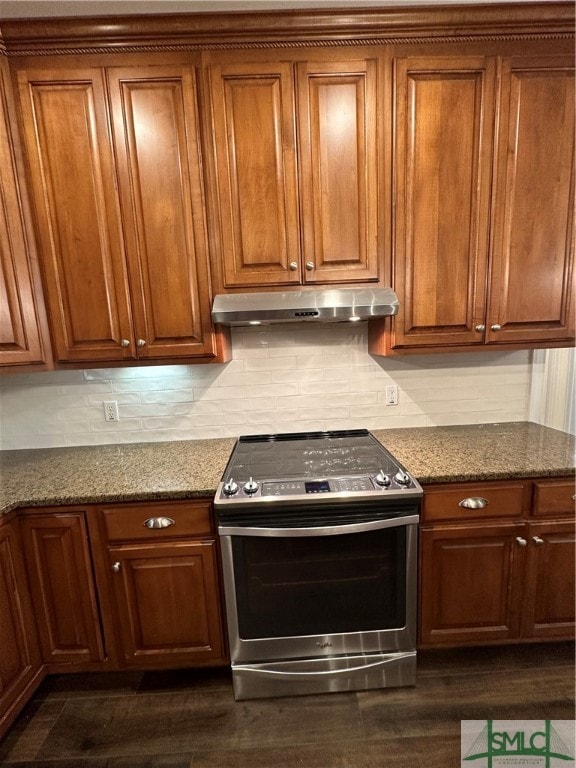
[0,324,532,450]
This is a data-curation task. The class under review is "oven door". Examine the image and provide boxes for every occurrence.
[218,513,418,664]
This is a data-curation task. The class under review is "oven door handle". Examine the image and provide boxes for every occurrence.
[218,513,419,537]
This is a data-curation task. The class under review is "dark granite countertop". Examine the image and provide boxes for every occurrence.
[0,422,574,516]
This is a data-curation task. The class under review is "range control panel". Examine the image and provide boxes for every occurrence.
[264,477,375,496]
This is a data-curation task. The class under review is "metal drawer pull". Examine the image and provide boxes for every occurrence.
[458,497,489,509]
[516,537,528,547]
[120,339,130,347]
[112,561,121,572]
[144,516,175,529]
[475,324,486,332]
[572,494,576,501]
[289,262,298,271]
[532,536,545,545]
[491,324,502,331]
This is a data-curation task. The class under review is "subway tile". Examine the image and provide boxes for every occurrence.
[270,369,324,383]
[193,386,247,401]
[140,390,195,404]
[84,365,192,380]
[243,357,297,371]
[247,383,300,398]
[221,398,275,413]
[298,381,351,395]
[216,372,272,387]
[112,377,194,393]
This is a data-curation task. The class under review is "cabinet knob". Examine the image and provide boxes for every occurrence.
[458,497,489,509]
[475,324,486,332]
[120,339,130,347]
[490,324,502,332]
[112,561,121,572]
[289,262,298,271]
[532,536,545,545]
[136,339,147,347]
[305,261,314,271]
[144,516,175,529]
[515,537,528,547]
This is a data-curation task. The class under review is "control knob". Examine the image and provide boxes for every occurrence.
[394,470,411,486]
[243,477,259,495]
[374,470,391,487]
[223,478,239,496]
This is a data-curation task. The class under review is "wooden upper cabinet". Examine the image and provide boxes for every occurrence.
[296,59,379,284]
[16,66,133,363]
[391,56,495,349]
[107,66,218,359]
[209,56,380,289]
[487,56,575,345]
[209,61,300,288]
[0,57,50,368]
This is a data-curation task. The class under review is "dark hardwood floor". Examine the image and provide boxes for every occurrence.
[1,643,574,767]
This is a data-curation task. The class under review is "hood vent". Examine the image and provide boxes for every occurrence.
[211,287,399,326]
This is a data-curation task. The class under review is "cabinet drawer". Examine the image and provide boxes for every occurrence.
[532,479,576,518]
[100,501,213,542]
[422,483,527,523]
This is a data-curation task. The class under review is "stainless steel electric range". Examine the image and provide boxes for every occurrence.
[214,429,422,701]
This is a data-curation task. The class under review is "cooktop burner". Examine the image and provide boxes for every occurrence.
[215,429,422,508]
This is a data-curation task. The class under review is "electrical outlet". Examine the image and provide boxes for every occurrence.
[385,385,399,406]
[103,401,119,422]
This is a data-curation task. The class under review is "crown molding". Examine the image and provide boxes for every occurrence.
[1,2,574,55]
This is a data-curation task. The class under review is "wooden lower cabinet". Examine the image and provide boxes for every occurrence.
[419,522,525,646]
[0,519,43,739]
[20,511,105,665]
[105,540,224,667]
[521,520,576,639]
[91,499,227,670]
[419,478,576,648]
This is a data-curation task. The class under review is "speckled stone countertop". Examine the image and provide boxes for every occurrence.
[0,422,574,517]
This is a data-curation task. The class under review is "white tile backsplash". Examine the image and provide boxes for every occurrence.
[0,325,533,450]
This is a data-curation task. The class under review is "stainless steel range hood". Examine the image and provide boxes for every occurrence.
[211,287,399,326]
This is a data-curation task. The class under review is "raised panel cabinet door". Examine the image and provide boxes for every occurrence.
[487,56,575,345]
[108,66,217,359]
[108,540,224,667]
[521,520,575,639]
[20,512,105,664]
[0,58,49,367]
[392,57,496,350]
[15,66,134,362]
[0,520,42,738]
[419,523,525,647]
[209,61,300,287]
[296,59,379,284]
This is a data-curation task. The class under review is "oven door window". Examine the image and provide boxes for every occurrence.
[231,528,407,639]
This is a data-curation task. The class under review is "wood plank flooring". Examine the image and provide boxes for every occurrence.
[1,643,574,767]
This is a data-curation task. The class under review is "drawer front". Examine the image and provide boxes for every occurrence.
[422,483,527,523]
[532,479,576,518]
[101,501,213,542]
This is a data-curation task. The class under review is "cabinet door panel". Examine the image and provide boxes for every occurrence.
[20,513,105,664]
[210,61,300,287]
[108,540,224,667]
[0,521,42,737]
[393,57,495,349]
[297,59,379,283]
[16,67,133,361]
[0,59,48,367]
[419,523,524,646]
[521,521,575,638]
[488,57,574,344]
[108,67,217,358]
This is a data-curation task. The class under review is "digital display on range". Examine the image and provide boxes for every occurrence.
[305,480,330,493]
